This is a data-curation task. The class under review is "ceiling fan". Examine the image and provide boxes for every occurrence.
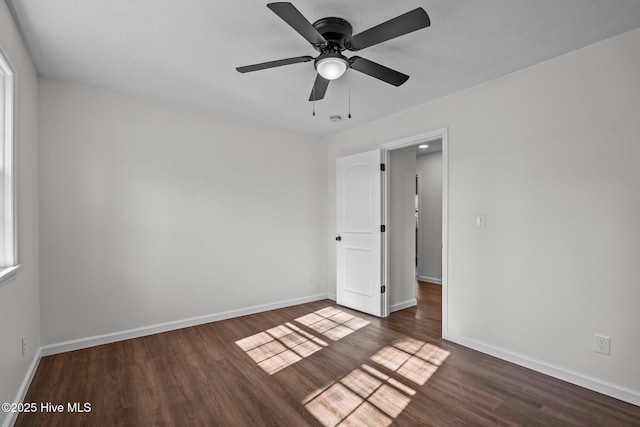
[236,2,431,101]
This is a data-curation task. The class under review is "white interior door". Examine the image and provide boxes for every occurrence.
[336,149,384,317]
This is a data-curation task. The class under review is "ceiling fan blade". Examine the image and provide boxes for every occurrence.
[236,56,314,73]
[349,56,409,86]
[267,2,327,47]
[348,8,430,51]
[309,74,330,101]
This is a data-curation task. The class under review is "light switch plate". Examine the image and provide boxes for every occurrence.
[476,214,486,229]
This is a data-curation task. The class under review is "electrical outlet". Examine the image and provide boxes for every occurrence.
[594,334,610,355]
[22,335,27,358]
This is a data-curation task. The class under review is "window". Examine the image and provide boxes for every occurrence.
[0,45,18,285]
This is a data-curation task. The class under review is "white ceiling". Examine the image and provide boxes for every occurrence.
[7,0,640,136]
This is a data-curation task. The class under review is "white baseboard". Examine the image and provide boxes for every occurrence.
[3,348,42,427]
[418,276,442,285]
[327,293,336,301]
[41,293,329,356]
[390,299,417,313]
[445,332,640,407]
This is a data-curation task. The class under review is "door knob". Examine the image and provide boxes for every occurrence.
[335,235,342,241]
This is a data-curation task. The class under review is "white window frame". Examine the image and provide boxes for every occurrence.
[0,44,19,286]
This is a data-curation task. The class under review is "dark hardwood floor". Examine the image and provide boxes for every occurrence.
[16,281,640,426]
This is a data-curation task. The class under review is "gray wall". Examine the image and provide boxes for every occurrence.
[389,146,417,311]
[38,78,328,345]
[327,28,640,399]
[417,151,442,283]
[0,3,41,424]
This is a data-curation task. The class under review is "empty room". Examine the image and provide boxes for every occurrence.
[1,1,639,426]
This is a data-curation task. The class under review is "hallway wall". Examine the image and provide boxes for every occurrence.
[417,151,442,283]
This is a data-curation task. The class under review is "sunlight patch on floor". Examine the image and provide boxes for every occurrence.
[304,364,414,427]
[304,338,450,426]
[235,321,328,375]
[295,307,370,341]
[370,338,450,385]
[236,307,371,375]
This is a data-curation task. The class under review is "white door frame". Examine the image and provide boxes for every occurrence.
[380,128,449,338]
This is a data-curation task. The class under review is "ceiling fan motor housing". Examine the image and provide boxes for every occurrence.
[312,17,353,52]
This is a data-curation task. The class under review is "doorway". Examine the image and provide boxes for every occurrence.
[415,140,443,285]
[381,128,448,338]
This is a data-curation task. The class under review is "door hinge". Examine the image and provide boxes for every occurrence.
[381,285,386,293]
[380,163,385,171]
[381,224,386,232]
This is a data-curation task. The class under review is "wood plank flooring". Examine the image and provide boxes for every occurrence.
[16,282,640,426]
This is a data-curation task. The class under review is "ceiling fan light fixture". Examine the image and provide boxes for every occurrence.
[315,55,348,80]
[238,4,431,101]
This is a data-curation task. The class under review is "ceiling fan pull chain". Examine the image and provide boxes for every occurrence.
[312,70,316,116]
[348,68,352,119]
